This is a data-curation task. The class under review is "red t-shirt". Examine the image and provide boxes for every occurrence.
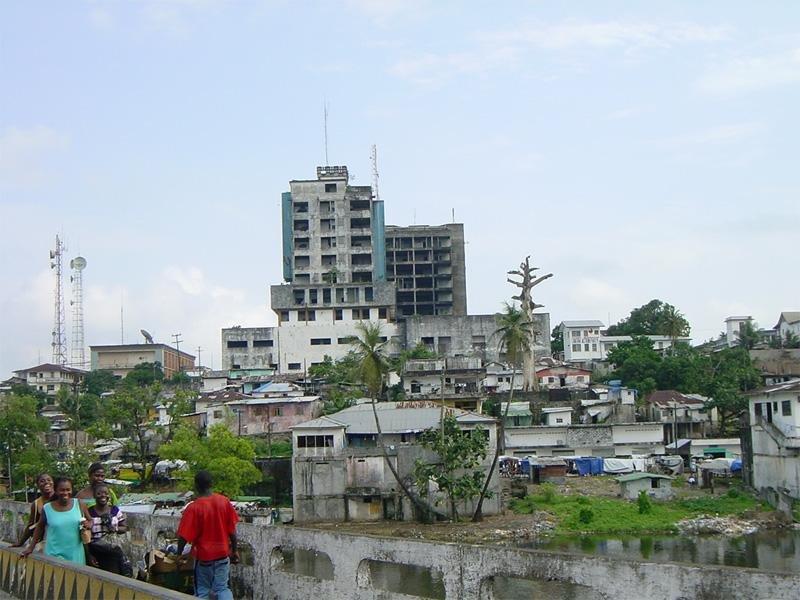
[177,494,239,561]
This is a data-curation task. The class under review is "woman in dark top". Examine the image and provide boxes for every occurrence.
[10,473,54,549]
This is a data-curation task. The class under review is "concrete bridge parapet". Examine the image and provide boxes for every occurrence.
[2,500,799,599]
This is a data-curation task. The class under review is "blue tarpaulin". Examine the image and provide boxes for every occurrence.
[521,459,530,475]
[730,459,742,472]
[590,457,604,474]
[573,457,592,476]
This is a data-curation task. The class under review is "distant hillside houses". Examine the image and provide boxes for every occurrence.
[558,320,690,366]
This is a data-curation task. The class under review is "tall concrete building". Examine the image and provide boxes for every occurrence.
[268,166,399,372]
[385,223,467,317]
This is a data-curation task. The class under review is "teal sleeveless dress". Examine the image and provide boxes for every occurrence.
[43,500,86,564]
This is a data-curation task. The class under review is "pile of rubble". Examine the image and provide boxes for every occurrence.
[677,514,759,536]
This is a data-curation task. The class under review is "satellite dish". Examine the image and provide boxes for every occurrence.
[70,256,87,270]
[141,329,154,344]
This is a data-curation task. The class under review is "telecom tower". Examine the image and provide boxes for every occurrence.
[70,256,87,368]
[50,235,68,366]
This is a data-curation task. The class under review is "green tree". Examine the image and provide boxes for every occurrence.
[308,353,360,385]
[413,416,490,521]
[123,362,164,387]
[103,384,193,483]
[321,388,357,416]
[605,336,663,399]
[735,321,761,350]
[703,347,761,435]
[56,388,102,445]
[160,424,262,497]
[0,394,50,493]
[784,331,800,349]
[473,303,533,521]
[606,300,690,337]
[551,326,564,355]
[81,369,118,396]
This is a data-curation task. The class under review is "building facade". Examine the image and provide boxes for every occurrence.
[13,363,86,396]
[270,166,398,373]
[560,320,690,364]
[384,223,467,317]
[89,343,195,378]
[291,402,500,523]
[748,379,800,505]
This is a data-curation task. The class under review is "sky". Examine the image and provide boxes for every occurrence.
[1,1,799,375]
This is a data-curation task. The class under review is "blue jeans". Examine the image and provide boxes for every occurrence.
[194,557,232,600]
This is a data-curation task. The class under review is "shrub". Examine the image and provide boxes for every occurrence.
[637,490,653,514]
[726,488,740,499]
[578,508,594,524]
[576,496,589,505]
[539,483,557,503]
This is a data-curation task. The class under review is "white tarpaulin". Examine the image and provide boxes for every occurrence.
[699,458,735,473]
[602,458,635,474]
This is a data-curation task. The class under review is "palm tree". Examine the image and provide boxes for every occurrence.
[472,303,533,521]
[351,322,433,520]
[661,305,689,353]
[735,320,761,350]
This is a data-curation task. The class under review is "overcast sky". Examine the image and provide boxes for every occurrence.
[2,1,799,375]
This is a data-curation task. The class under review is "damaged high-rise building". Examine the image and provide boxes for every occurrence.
[221,163,549,373]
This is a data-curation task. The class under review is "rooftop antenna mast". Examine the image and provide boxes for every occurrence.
[50,235,68,366]
[323,99,329,165]
[69,256,87,368]
[371,144,380,202]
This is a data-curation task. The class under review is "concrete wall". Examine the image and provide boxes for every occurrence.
[505,423,665,457]
[3,501,799,600]
[404,313,551,363]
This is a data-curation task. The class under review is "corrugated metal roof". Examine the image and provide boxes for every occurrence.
[293,402,494,434]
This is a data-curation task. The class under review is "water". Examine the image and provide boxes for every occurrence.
[521,529,800,573]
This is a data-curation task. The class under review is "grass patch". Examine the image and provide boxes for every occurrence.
[510,487,765,535]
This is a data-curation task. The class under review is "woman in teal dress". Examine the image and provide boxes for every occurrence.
[21,476,94,566]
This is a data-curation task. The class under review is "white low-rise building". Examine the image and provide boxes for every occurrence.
[560,320,691,364]
[748,379,800,506]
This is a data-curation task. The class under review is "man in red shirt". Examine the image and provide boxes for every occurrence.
[177,471,239,599]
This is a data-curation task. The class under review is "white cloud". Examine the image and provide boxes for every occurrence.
[346,0,432,26]
[390,45,520,86]
[478,20,731,51]
[568,278,631,312]
[651,121,765,151]
[0,126,68,188]
[698,48,800,94]
[139,0,225,37]
[391,20,730,85]
[88,6,114,30]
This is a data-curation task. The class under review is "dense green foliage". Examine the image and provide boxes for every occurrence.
[81,369,118,396]
[0,394,50,492]
[551,326,564,354]
[160,424,262,497]
[103,384,193,483]
[605,336,760,433]
[510,487,764,534]
[252,438,292,457]
[413,416,490,521]
[606,300,690,338]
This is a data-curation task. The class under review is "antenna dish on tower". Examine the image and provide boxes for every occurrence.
[70,256,86,270]
[141,329,154,344]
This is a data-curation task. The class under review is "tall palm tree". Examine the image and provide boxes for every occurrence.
[472,303,533,521]
[661,305,689,354]
[735,320,761,350]
[351,322,433,520]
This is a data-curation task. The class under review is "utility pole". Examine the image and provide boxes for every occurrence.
[197,346,203,371]
[172,333,183,374]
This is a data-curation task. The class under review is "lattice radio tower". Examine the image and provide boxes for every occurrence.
[70,255,87,368]
[50,235,68,366]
